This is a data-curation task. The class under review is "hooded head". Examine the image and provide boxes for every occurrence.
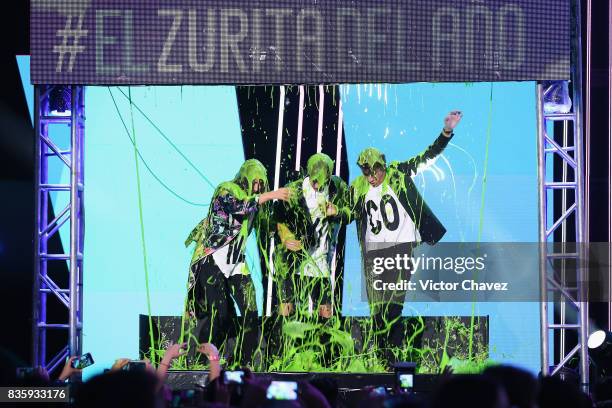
[235,159,268,195]
[307,153,334,191]
[357,147,387,187]
[356,147,386,170]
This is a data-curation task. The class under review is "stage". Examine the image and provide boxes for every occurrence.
[139,315,490,373]
[24,0,599,394]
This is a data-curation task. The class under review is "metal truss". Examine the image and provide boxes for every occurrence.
[537,78,589,389]
[32,85,85,374]
[538,0,589,393]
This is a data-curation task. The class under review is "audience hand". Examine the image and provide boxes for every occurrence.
[163,342,187,362]
[58,356,82,381]
[110,358,131,371]
[198,343,219,359]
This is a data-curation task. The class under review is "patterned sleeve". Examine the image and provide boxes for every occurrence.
[216,191,259,216]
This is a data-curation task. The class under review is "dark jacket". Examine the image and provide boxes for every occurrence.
[350,132,453,255]
[273,175,351,274]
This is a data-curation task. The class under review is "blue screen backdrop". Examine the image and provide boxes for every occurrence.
[17,56,541,377]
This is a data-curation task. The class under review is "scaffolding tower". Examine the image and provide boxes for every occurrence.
[537,0,588,391]
[32,85,85,373]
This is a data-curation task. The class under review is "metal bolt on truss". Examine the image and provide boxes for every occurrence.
[32,85,85,374]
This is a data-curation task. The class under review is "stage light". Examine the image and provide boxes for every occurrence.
[588,330,612,382]
[588,330,612,353]
[49,86,72,116]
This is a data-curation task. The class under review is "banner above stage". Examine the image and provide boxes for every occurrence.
[31,0,570,85]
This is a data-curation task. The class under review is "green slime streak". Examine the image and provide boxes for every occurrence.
[137,85,492,373]
[107,88,208,207]
[469,83,494,360]
[128,87,157,366]
[115,87,216,190]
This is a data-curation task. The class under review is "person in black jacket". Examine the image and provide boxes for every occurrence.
[271,153,351,366]
[273,153,351,319]
[350,111,462,366]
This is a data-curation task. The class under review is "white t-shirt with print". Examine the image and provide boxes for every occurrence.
[211,215,253,278]
[364,183,420,248]
[211,238,248,278]
[300,177,331,277]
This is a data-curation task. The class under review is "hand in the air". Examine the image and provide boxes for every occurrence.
[197,342,219,358]
[164,342,187,360]
[443,110,463,133]
[284,239,302,252]
[110,358,131,371]
[58,357,82,381]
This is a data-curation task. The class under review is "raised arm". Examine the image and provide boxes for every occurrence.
[214,186,289,217]
[198,343,221,382]
[398,110,462,176]
[157,343,186,387]
[217,190,260,215]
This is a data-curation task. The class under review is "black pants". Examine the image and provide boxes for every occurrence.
[279,275,332,311]
[266,249,334,365]
[188,257,258,366]
[364,243,415,364]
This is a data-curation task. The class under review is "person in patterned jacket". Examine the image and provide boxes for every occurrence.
[183,159,289,366]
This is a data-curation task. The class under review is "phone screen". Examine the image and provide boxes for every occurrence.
[398,373,413,390]
[266,381,298,400]
[224,370,244,384]
[124,361,147,372]
[72,353,94,369]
